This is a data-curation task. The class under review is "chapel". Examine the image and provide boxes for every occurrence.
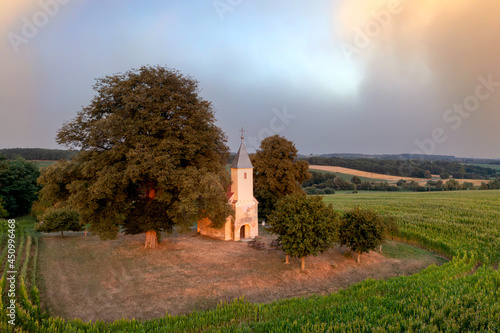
[197,134,259,241]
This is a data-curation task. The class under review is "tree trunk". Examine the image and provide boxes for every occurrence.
[301,257,306,270]
[61,230,64,238]
[357,251,361,263]
[144,188,159,249]
[379,244,382,252]
[285,254,290,264]
[145,230,158,249]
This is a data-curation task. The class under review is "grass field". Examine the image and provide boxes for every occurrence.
[1,191,499,331]
[465,163,500,171]
[323,190,500,263]
[33,160,57,169]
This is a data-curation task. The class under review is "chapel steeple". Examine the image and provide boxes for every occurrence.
[197,129,258,241]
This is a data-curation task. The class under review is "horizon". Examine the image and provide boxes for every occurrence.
[1,146,499,161]
[1,1,500,158]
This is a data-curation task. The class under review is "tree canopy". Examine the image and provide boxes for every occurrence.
[49,65,232,248]
[252,135,311,219]
[338,207,385,263]
[35,208,83,237]
[0,158,40,217]
[268,194,339,270]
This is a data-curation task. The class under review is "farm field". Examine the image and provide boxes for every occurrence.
[1,191,499,331]
[306,168,387,182]
[33,160,57,170]
[323,190,500,263]
[310,165,488,186]
[309,165,433,184]
[465,163,500,171]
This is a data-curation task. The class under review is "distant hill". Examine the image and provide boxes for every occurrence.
[0,148,77,161]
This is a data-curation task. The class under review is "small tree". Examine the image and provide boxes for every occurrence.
[445,179,461,191]
[338,207,385,263]
[440,172,450,180]
[267,194,339,270]
[36,208,83,237]
[351,176,362,185]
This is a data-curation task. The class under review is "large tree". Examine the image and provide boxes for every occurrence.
[54,66,232,248]
[267,194,339,270]
[252,135,311,219]
[0,157,40,218]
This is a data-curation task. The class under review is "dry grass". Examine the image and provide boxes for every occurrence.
[38,228,446,323]
[309,165,486,185]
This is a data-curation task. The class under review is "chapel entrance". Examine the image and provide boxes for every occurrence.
[240,224,250,239]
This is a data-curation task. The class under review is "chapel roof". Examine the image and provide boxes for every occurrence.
[230,141,253,169]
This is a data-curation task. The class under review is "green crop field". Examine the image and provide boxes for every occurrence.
[323,190,500,263]
[465,163,500,171]
[33,161,57,170]
[1,191,499,332]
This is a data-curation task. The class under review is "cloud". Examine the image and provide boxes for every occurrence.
[0,2,42,148]
[335,0,500,157]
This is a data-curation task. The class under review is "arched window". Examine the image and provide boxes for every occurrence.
[244,172,247,179]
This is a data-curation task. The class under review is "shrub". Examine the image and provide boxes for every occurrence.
[323,188,335,195]
[36,208,83,237]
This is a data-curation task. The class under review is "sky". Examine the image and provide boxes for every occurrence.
[1,0,499,158]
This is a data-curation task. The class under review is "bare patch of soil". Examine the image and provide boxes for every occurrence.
[38,228,446,323]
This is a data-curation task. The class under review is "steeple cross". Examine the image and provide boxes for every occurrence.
[240,127,245,140]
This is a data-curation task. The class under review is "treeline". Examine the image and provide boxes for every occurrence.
[0,148,77,160]
[0,158,40,218]
[302,157,499,180]
[303,171,500,195]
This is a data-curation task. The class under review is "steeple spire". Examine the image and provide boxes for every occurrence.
[231,129,253,169]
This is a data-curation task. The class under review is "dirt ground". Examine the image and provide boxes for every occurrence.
[38,227,447,323]
[309,165,485,186]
